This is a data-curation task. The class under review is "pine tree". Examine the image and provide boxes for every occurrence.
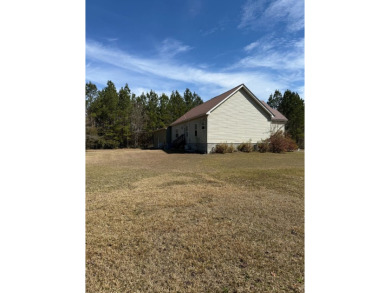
[85,82,99,148]
[95,81,120,148]
[168,90,186,122]
[85,81,203,149]
[158,93,170,128]
[118,84,131,147]
[278,90,304,148]
[130,94,148,147]
[183,88,203,112]
[86,82,98,118]
[183,88,194,112]
[267,90,282,109]
[192,92,203,108]
[146,90,159,133]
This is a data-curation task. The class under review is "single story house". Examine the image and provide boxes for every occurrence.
[153,84,287,153]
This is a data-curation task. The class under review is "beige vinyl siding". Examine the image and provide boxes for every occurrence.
[171,116,207,143]
[270,122,285,133]
[171,124,184,142]
[207,88,272,143]
[186,116,207,145]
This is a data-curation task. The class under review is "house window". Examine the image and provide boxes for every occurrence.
[201,119,205,129]
[194,124,197,136]
[185,126,188,137]
[175,129,178,138]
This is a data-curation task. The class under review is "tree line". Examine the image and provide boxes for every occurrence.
[86,81,203,149]
[267,89,305,148]
[86,81,304,149]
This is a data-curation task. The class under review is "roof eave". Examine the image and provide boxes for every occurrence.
[271,118,288,122]
[242,85,275,118]
[206,84,244,115]
[206,84,275,120]
[170,113,208,126]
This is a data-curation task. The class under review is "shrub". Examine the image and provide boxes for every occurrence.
[257,139,269,153]
[214,143,227,153]
[215,143,234,154]
[237,140,253,152]
[285,135,298,152]
[268,130,287,153]
[252,131,299,153]
[226,143,235,153]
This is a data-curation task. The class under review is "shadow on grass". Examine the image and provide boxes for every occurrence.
[148,147,206,155]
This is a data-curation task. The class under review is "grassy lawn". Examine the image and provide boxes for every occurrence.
[86,149,304,292]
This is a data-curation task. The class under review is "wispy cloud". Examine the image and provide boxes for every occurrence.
[159,38,192,58]
[200,19,228,36]
[238,0,304,32]
[244,41,261,52]
[85,39,293,100]
[86,39,250,87]
[238,0,267,29]
[236,0,304,98]
[200,27,218,36]
[227,35,304,98]
[237,36,304,71]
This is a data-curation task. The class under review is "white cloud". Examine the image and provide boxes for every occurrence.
[131,87,173,97]
[236,36,304,72]
[86,39,295,100]
[237,50,304,71]
[159,38,192,58]
[238,0,267,29]
[262,0,304,32]
[244,41,261,52]
[238,0,304,32]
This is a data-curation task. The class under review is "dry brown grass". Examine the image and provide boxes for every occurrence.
[86,149,304,292]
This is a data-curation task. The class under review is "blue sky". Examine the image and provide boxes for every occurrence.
[86,0,304,101]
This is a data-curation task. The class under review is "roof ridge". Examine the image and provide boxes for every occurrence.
[197,83,243,107]
[170,84,244,126]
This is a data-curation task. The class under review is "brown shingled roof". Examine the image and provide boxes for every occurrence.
[170,84,243,126]
[259,100,288,122]
[170,84,287,126]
